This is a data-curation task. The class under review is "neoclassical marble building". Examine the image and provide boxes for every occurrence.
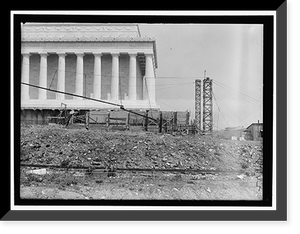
[21,23,159,111]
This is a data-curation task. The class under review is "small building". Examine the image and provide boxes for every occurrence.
[244,122,263,141]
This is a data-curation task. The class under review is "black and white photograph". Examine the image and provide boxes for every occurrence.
[5,6,288,222]
[18,21,264,202]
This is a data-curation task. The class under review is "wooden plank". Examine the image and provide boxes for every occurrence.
[109,117,127,121]
[89,111,109,123]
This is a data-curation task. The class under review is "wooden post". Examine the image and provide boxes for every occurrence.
[144,110,149,131]
[173,111,177,132]
[186,110,190,125]
[164,118,167,133]
[159,111,163,133]
[107,112,110,128]
[127,112,130,130]
[85,111,89,130]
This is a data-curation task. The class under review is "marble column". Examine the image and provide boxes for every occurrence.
[93,53,102,100]
[38,52,48,100]
[111,52,119,100]
[56,53,66,100]
[21,53,30,100]
[74,53,84,99]
[145,53,155,101]
[128,52,137,100]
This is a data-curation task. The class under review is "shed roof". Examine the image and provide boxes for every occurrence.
[246,123,263,130]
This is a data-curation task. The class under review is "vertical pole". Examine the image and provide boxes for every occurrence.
[159,111,163,133]
[164,113,167,133]
[64,105,67,125]
[107,112,110,128]
[144,110,149,131]
[70,114,74,125]
[85,111,89,130]
[127,112,130,130]
[186,110,190,126]
[173,111,178,132]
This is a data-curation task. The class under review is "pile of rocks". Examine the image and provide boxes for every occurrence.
[20,125,263,173]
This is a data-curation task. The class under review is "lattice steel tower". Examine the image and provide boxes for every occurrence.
[202,77,213,133]
[195,79,202,132]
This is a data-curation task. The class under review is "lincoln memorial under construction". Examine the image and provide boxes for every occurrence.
[20,23,160,123]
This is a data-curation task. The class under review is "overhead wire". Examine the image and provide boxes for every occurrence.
[144,77,154,119]
[161,82,194,112]
[155,100,180,111]
[21,82,159,122]
[212,91,248,126]
[212,91,230,127]
[213,80,262,107]
[156,82,195,91]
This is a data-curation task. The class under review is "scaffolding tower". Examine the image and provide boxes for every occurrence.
[202,77,213,133]
[195,79,202,132]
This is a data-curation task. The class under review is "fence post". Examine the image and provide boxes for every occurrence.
[85,111,89,130]
[186,110,190,126]
[144,110,149,131]
[173,111,177,132]
[107,112,110,128]
[127,112,130,130]
[159,111,163,133]
[163,113,168,133]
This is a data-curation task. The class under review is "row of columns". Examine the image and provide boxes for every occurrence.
[21,52,155,102]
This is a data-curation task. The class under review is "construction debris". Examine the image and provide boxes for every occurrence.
[20,125,263,174]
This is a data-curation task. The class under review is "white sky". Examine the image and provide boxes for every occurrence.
[139,24,263,129]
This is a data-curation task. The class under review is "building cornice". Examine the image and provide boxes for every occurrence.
[21,23,158,68]
[22,35,155,42]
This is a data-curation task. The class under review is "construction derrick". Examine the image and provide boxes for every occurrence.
[195,79,202,132]
[202,77,213,133]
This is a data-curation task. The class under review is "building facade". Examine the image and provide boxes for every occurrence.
[21,23,159,112]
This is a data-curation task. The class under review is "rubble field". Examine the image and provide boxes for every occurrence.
[20,124,263,200]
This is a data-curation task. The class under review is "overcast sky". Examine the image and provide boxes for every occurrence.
[139,24,263,129]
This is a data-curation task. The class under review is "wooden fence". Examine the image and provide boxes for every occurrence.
[47,109,195,134]
[87,109,192,133]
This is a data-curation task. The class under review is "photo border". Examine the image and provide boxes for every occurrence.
[2,4,287,220]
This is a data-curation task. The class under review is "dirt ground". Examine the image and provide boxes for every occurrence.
[20,171,262,200]
[20,125,263,200]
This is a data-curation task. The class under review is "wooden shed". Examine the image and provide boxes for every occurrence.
[244,122,263,141]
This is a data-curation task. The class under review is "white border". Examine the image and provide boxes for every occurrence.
[273,12,277,211]
[12,10,276,16]
[11,10,277,211]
